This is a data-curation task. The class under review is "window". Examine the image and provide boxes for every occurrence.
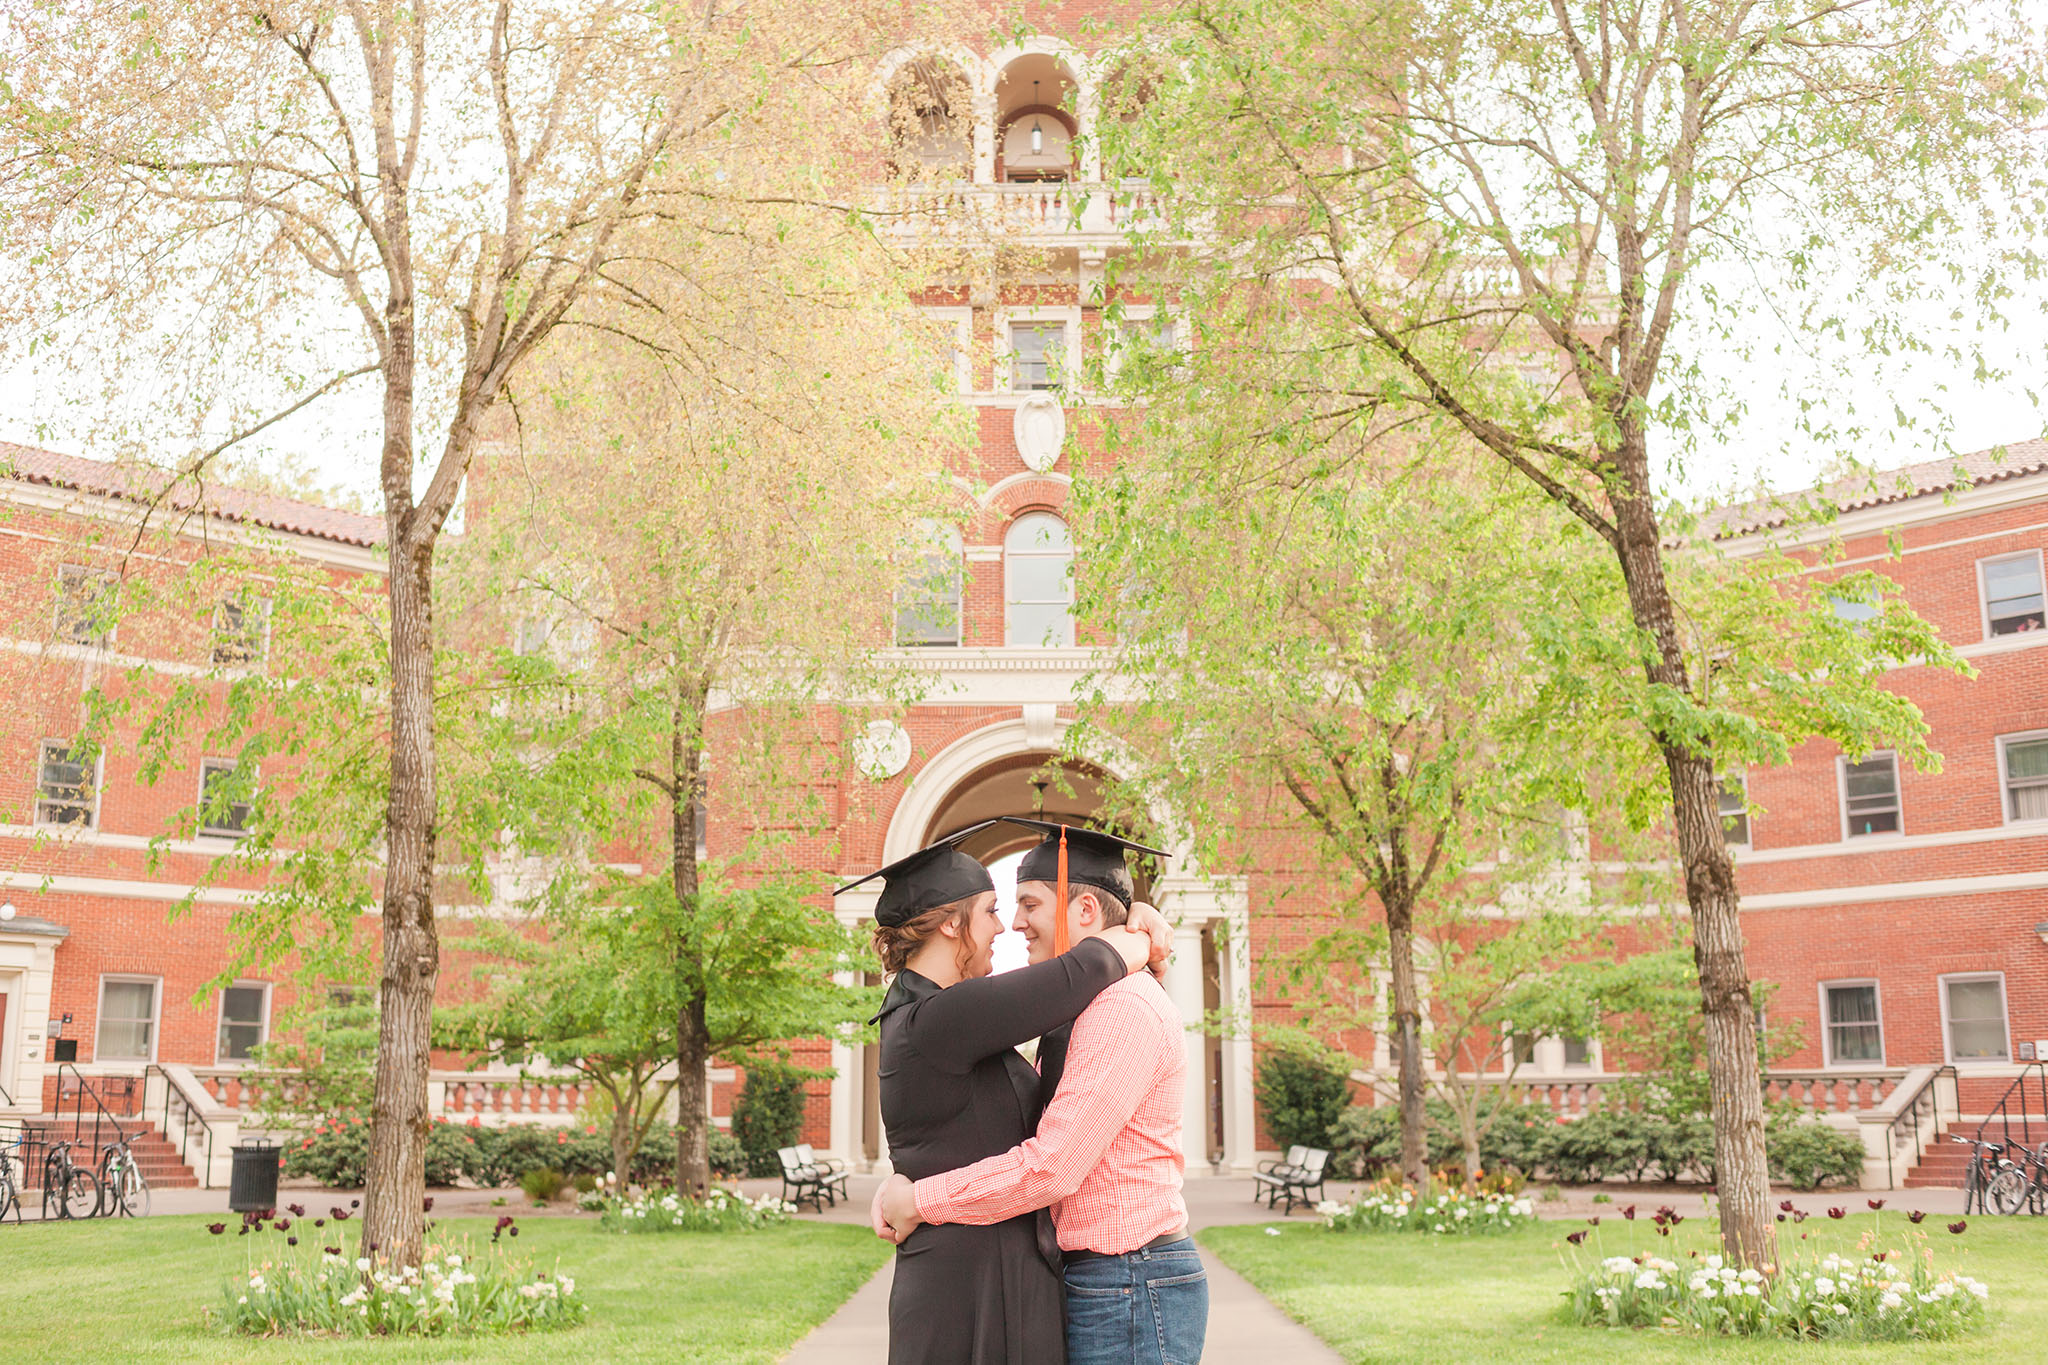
[1009,322,1065,391]
[1980,552,2045,638]
[1109,312,1178,383]
[1840,753,1901,837]
[35,740,98,827]
[1942,975,2010,1063]
[216,984,269,1063]
[198,758,253,837]
[96,977,159,1062]
[1561,1035,1593,1069]
[2002,734,2048,822]
[1716,774,1751,847]
[895,522,962,646]
[1004,513,1074,647]
[211,595,271,666]
[1510,1033,1536,1068]
[1821,982,1883,1065]
[54,563,117,646]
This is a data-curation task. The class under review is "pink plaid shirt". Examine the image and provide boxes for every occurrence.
[912,970,1187,1255]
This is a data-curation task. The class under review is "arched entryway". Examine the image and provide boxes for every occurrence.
[830,716,1255,1173]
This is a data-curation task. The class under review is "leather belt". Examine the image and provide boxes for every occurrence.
[1062,1227,1190,1265]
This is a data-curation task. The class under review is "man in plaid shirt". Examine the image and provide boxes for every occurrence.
[875,825,1208,1364]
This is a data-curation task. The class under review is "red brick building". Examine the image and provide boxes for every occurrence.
[4,13,2043,1193]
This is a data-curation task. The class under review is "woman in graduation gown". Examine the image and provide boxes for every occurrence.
[843,831,1164,1365]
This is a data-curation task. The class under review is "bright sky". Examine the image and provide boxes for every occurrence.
[988,849,1030,975]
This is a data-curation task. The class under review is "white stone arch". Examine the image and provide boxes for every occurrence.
[985,38,1099,181]
[830,714,1256,1172]
[870,44,989,179]
[869,43,991,114]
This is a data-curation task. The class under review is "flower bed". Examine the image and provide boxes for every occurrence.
[596,1183,794,1233]
[215,1238,584,1337]
[1563,1211,1990,1341]
[1319,1184,1537,1235]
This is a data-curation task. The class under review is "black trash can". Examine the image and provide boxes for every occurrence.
[229,1140,281,1213]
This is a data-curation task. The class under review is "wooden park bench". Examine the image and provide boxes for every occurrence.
[1251,1145,1329,1214]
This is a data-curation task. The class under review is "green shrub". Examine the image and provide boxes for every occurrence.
[284,1114,371,1188]
[570,1173,599,1194]
[1546,1111,1652,1184]
[519,1167,565,1204]
[1255,1047,1352,1152]
[732,1061,810,1178]
[708,1132,747,1180]
[1768,1120,1868,1190]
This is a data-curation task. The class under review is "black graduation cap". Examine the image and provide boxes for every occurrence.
[834,820,1003,928]
[1005,817,1171,909]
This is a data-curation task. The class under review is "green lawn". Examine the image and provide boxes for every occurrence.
[0,1214,888,1363]
[1203,1215,2048,1364]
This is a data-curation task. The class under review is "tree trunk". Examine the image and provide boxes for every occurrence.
[362,530,438,1266]
[674,1001,712,1194]
[669,684,713,1194]
[611,1105,638,1189]
[1386,905,1429,1189]
[1609,450,1775,1269]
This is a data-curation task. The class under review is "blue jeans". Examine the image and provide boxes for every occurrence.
[1063,1237,1209,1365]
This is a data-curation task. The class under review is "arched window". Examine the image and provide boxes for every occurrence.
[1004,512,1073,647]
[896,520,963,646]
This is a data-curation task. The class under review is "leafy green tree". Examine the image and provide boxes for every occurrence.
[1254,1046,1353,1152]
[0,0,952,1264]
[447,240,961,1189]
[1076,456,1620,1186]
[1092,0,2029,1264]
[731,1058,814,1179]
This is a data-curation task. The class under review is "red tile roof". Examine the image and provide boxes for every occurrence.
[0,441,384,550]
[1705,438,2048,540]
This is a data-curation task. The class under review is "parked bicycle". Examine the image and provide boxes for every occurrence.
[97,1132,150,1219]
[1987,1138,2048,1216]
[0,1128,22,1224]
[1952,1134,2016,1216]
[40,1139,100,1221]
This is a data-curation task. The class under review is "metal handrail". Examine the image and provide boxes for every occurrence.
[51,1063,128,1157]
[1972,1061,2048,1152]
[1885,1064,1958,1189]
[144,1064,216,1190]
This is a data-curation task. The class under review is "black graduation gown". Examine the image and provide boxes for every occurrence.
[877,936,1128,1365]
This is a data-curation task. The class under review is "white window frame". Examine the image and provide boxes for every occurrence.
[197,757,255,839]
[994,306,1081,394]
[1103,303,1187,385]
[214,980,271,1066]
[1002,510,1075,647]
[1817,978,1885,1068]
[1716,771,1752,850]
[95,974,162,1064]
[1837,751,1903,841]
[1996,730,2048,826]
[210,594,273,667]
[1977,549,2046,641]
[1940,972,2012,1066]
[54,562,118,647]
[895,520,965,647]
[34,739,103,829]
[918,305,974,394]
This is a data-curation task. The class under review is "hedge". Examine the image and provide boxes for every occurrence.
[1327,1102,1868,1189]
[283,1116,748,1189]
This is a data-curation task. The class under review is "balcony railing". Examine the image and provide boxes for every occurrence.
[874,181,1169,242]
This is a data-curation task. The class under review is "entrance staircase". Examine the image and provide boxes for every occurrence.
[14,1113,198,1189]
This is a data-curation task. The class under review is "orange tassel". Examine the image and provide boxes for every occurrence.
[1053,825,1070,956]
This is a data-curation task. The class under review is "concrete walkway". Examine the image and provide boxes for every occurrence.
[782,1171,1343,1364]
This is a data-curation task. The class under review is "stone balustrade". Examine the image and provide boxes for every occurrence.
[874,181,1168,241]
